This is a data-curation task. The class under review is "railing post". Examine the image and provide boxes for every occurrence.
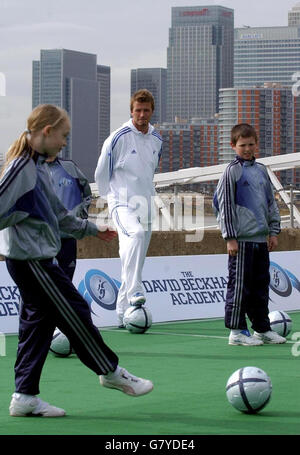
[173,184,179,231]
[290,184,294,228]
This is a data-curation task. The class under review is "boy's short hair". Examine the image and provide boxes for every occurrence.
[130,89,155,112]
[231,123,258,145]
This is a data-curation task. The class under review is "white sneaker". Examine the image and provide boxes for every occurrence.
[229,330,264,346]
[130,293,146,306]
[100,367,153,397]
[9,393,66,417]
[253,330,286,344]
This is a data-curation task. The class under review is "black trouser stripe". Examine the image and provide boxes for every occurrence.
[29,260,109,372]
[237,242,245,326]
[231,242,245,327]
[28,260,113,372]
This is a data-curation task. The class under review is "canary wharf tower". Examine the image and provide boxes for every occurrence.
[167,5,234,122]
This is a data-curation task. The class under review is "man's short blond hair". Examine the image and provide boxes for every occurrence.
[130,89,155,112]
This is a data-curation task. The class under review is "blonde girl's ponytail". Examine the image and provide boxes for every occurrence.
[0,131,33,178]
[1,104,69,178]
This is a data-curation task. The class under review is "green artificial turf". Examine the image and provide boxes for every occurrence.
[0,313,300,436]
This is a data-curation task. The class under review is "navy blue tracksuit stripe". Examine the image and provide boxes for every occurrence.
[114,208,130,237]
[0,156,30,196]
[223,160,238,239]
[111,127,131,150]
[28,260,113,372]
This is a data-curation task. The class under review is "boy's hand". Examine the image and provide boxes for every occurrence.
[96,229,118,242]
[268,235,278,251]
[227,239,238,256]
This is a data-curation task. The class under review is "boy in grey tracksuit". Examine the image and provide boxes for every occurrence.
[213,123,285,346]
[47,156,92,280]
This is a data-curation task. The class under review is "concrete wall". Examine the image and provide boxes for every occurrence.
[1,229,300,262]
[77,228,300,259]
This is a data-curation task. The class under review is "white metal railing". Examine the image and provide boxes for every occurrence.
[90,152,300,230]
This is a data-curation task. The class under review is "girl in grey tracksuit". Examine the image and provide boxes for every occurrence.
[1,104,153,417]
[0,138,118,397]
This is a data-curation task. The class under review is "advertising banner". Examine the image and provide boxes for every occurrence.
[1,251,300,334]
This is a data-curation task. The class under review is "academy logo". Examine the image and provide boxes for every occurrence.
[78,269,121,315]
[269,261,300,298]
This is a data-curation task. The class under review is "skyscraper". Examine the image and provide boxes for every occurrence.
[97,65,111,150]
[32,49,110,181]
[288,3,300,26]
[218,86,300,187]
[234,26,300,88]
[167,5,234,122]
[131,68,167,124]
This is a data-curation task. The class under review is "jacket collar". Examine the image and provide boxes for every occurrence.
[33,150,48,164]
[236,155,256,166]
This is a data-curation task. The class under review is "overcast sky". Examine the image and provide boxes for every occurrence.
[0,0,299,157]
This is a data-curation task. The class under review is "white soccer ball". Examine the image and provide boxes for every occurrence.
[226,366,272,414]
[49,328,73,357]
[268,310,292,337]
[123,306,152,334]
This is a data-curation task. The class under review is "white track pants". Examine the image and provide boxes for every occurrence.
[112,206,152,321]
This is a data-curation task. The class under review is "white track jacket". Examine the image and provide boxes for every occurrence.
[95,119,162,223]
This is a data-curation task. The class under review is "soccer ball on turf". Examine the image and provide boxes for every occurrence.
[226,366,272,414]
[123,306,152,334]
[49,328,73,357]
[268,310,292,337]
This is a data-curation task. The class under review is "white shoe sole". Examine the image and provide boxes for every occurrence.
[228,340,263,346]
[255,339,286,344]
[100,377,153,396]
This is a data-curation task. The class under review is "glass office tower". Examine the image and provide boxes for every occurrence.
[131,68,167,125]
[32,49,110,181]
[97,65,111,151]
[167,5,234,122]
[289,3,300,26]
[234,26,300,88]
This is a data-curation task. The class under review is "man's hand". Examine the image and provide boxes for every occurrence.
[227,239,238,256]
[268,235,278,251]
[96,229,118,242]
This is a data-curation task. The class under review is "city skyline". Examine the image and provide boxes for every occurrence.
[1,0,299,160]
[32,49,110,181]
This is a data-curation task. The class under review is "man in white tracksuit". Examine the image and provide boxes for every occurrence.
[95,89,162,327]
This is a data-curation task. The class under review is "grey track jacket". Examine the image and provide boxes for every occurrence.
[0,151,98,260]
[213,156,281,242]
